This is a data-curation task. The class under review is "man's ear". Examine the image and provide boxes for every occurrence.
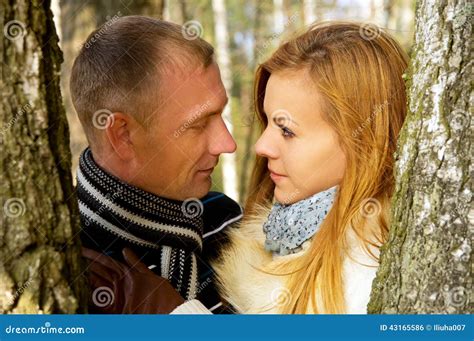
[104,112,135,161]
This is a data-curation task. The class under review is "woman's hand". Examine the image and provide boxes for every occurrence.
[82,247,185,314]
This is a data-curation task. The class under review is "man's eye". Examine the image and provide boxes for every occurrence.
[280,126,295,138]
[192,122,207,130]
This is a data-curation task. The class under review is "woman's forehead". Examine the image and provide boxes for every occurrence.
[264,71,323,124]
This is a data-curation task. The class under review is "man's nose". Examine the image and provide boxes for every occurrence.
[255,128,278,159]
[209,118,237,156]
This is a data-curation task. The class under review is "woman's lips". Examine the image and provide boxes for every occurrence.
[269,169,287,182]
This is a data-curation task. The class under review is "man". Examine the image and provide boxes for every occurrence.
[70,16,242,313]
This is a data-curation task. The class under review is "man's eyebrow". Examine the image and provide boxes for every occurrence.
[191,111,219,124]
[186,106,226,127]
[194,97,229,120]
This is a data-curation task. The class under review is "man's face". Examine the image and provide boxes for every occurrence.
[130,62,236,200]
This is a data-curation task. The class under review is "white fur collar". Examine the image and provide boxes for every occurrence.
[212,206,381,314]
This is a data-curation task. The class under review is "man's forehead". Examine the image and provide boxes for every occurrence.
[162,62,221,91]
[160,64,227,114]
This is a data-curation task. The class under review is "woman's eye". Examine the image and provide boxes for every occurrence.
[281,126,295,138]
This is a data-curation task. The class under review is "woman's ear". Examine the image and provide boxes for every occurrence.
[104,112,135,161]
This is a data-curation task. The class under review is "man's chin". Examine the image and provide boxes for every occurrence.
[185,177,212,199]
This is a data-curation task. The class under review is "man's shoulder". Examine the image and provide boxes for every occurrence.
[200,191,243,239]
[197,192,243,310]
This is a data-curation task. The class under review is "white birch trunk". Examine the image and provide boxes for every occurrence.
[273,0,285,34]
[212,0,239,202]
[368,0,472,314]
[303,0,316,26]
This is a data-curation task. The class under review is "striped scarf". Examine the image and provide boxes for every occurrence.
[77,148,204,300]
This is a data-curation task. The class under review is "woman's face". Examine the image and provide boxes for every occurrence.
[255,69,346,204]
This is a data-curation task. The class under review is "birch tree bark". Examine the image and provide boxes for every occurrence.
[303,0,316,26]
[368,0,472,314]
[0,0,87,313]
[273,0,285,35]
[239,0,263,201]
[212,0,239,202]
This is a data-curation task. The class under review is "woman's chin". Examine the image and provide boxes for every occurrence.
[274,186,301,205]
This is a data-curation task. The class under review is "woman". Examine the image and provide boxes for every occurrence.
[173,21,409,314]
[199,21,406,315]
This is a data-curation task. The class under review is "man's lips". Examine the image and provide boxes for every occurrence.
[199,167,214,172]
[198,165,216,173]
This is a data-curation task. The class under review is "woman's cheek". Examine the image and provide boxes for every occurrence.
[283,147,309,187]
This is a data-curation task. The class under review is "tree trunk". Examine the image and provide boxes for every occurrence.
[383,0,395,27]
[212,0,239,202]
[384,0,415,48]
[273,0,285,35]
[0,0,87,313]
[368,0,472,314]
[60,0,96,176]
[239,0,263,201]
[178,0,191,23]
[303,0,316,26]
[93,0,164,26]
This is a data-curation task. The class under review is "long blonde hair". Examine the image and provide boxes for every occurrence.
[244,22,409,314]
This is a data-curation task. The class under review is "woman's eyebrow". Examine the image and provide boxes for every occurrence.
[270,113,299,127]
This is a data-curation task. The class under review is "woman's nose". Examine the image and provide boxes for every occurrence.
[255,128,279,159]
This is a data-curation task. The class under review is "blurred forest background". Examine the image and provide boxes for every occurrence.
[54,0,415,204]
